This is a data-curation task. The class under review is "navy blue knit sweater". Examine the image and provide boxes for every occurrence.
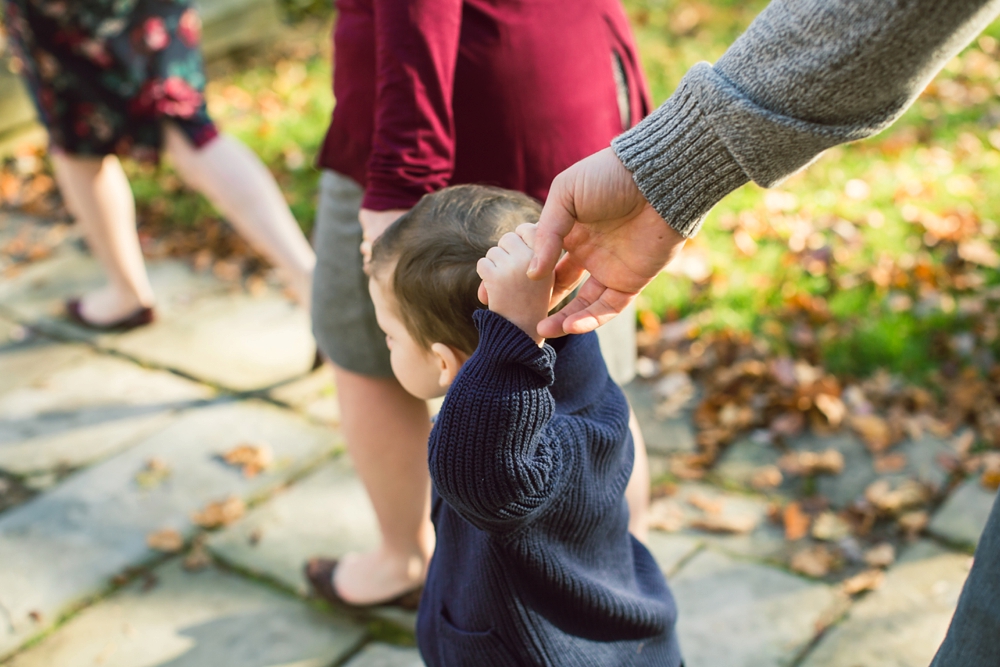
[417,310,681,666]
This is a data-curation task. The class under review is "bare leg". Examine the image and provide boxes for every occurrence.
[50,153,155,324]
[330,365,435,603]
[626,408,650,542]
[163,124,315,305]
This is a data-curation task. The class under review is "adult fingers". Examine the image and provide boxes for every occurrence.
[551,252,587,304]
[561,279,635,334]
[528,171,577,279]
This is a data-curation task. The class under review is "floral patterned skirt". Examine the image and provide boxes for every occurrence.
[3,0,218,161]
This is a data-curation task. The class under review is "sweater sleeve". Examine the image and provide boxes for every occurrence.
[363,0,462,211]
[612,0,1000,238]
[428,310,566,533]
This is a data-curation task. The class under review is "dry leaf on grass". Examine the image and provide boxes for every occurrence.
[146,528,184,553]
[192,496,246,529]
[222,442,273,478]
[863,542,896,568]
[779,450,845,476]
[790,545,835,577]
[689,513,758,534]
[784,502,811,541]
[841,569,885,596]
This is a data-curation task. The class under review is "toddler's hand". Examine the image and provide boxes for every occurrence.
[477,224,554,344]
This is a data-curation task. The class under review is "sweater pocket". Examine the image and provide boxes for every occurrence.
[437,609,519,667]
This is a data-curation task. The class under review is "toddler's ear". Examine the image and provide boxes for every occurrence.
[431,343,468,389]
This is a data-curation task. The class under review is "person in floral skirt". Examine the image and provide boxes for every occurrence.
[3,0,315,328]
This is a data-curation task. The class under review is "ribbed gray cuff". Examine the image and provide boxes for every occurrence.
[612,78,749,238]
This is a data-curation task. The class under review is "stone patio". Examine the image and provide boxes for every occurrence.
[0,209,996,666]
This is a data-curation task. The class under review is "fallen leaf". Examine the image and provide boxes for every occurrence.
[689,513,758,534]
[841,569,885,596]
[779,450,845,476]
[191,496,246,529]
[898,510,930,537]
[784,502,811,541]
[183,535,212,571]
[28,610,43,623]
[865,480,929,515]
[815,394,846,427]
[146,528,184,553]
[863,543,896,568]
[982,470,1000,491]
[811,512,852,542]
[222,442,273,478]
[958,239,1000,268]
[851,415,895,453]
[686,492,724,514]
[669,455,707,481]
[135,458,171,489]
[874,452,908,474]
[647,498,685,532]
[790,545,834,577]
[770,412,805,438]
[750,465,783,490]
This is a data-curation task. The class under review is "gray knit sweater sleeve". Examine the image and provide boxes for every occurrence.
[613,0,1000,238]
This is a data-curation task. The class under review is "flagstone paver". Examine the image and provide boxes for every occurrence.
[928,479,998,549]
[645,531,702,576]
[106,291,315,391]
[207,458,379,595]
[343,643,424,667]
[0,353,214,475]
[0,399,338,658]
[623,381,697,454]
[671,549,839,667]
[5,560,366,667]
[268,364,340,426]
[799,541,970,667]
[0,327,89,396]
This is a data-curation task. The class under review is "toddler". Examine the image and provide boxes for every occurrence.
[368,185,680,666]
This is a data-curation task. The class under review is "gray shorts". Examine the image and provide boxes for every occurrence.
[310,170,637,384]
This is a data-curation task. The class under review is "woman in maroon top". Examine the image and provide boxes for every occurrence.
[306,0,654,607]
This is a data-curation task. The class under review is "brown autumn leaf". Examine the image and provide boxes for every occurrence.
[783,502,811,541]
[982,469,1000,491]
[958,239,1000,268]
[669,455,707,481]
[864,543,897,568]
[135,457,171,489]
[686,492,724,514]
[898,510,930,537]
[874,452,908,474]
[222,442,273,478]
[815,393,846,427]
[183,535,212,571]
[689,513,758,535]
[647,498,685,533]
[865,479,929,516]
[779,450,845,476]
[770,411,805,438]
[841,569,885,596]
[750,465,784,490]
[790,545,834,578]
[191,496,246,529]
[811,512,852,542]
[146,528,184,553]
[851,414,895,453]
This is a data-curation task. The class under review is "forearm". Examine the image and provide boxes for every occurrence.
[429,311,561,529]
[613,0,1000,238]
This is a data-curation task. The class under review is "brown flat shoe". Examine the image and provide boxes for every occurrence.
[304,557,423,611]
[66,299,155,332]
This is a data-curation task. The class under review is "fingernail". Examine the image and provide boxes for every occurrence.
[528,258,538,275]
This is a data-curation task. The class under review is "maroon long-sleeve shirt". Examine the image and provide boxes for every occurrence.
[319,0,651,211]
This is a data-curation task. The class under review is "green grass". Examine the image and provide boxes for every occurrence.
[123,2,1000,383]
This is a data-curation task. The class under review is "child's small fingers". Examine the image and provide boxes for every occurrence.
[515,223,537,249]
[477,280,489,305]
[497,232,532,261]
[476,256,496,280]
[485,246,509,264]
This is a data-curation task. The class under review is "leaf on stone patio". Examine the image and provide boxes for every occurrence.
[851,414,895,453]
[982,469,1000,491]
[770,411,805,438]
[863,542,896,568]
[135,458,172,489]
[779,449,845,476]
[898,510,930,537]
[686,491,724,514]
[183,535,212,571]
[192,496,246,529]
[783,502,811,541]
[811,512,852,542]
[865,479,929,516]
[689,513,758,535]
[790,545,834,577]
[669,455,707,481]
[873,452,908,474]
[146,528,184,553]
[841,569,885,596]
[222,442,273,478]
[648,498,685,533]
[750,465,783,490]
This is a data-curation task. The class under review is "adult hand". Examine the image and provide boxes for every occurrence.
[527,147,687,338]
[359,208,409,265]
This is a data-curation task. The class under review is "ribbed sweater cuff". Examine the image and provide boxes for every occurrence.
[612,78,750,238]
[473,310,555,383]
